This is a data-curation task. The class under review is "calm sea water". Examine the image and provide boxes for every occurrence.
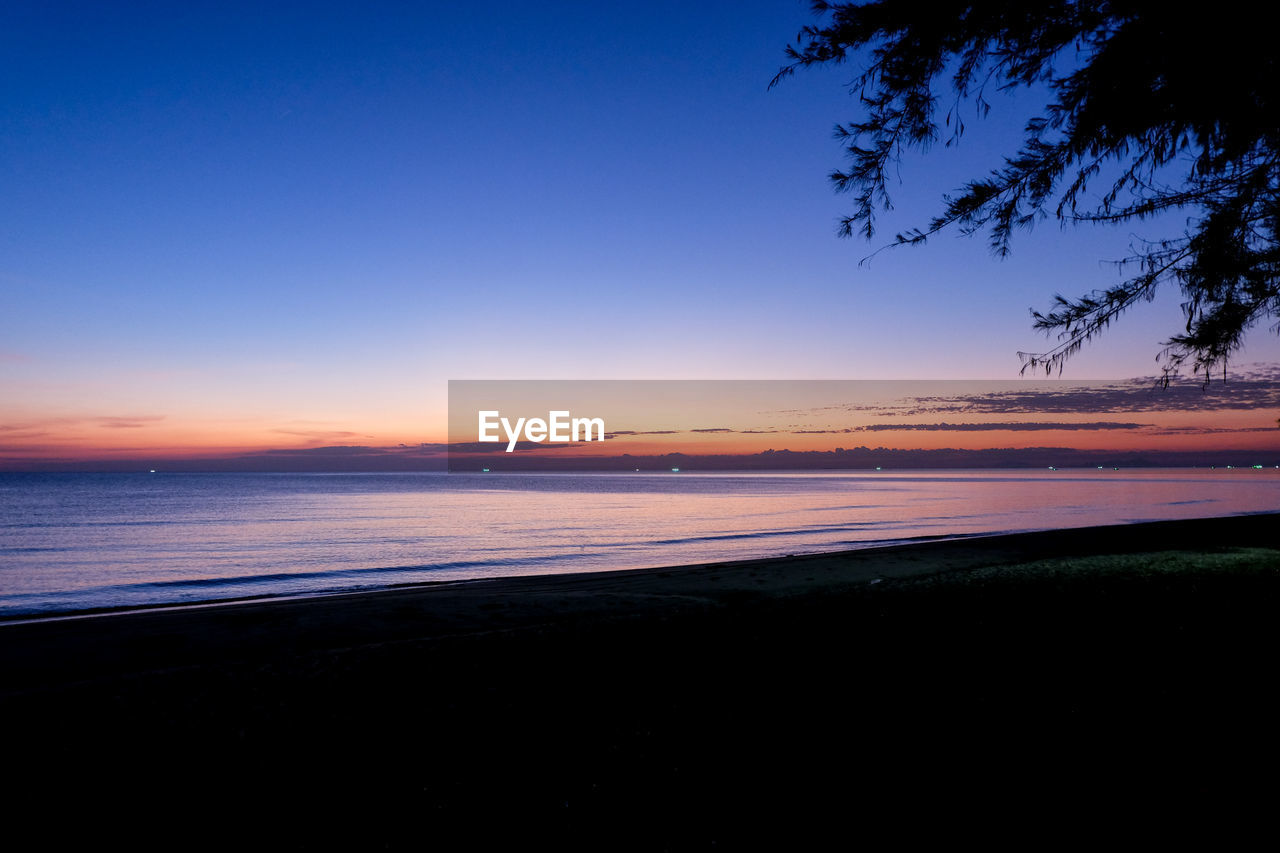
[1,469,1277,617]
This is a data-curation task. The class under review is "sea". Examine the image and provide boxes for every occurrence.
[1,468,1277,618]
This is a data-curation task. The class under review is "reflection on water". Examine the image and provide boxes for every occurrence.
[1,469,1277,615]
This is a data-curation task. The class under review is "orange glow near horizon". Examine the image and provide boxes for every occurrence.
[436,379,1280,465]
[0,411,450,463]
[4,378,1279,468]
[488,409,1279,457]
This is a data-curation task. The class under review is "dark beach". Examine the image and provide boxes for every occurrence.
[3,513,1279,844]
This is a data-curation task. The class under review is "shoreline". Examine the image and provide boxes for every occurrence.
[3,511,1279,839]
[3,511,1279,689]
[0,528,1007,625]
[4,508,1277,626]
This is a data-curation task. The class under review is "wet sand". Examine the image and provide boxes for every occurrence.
[3,513,1279,844]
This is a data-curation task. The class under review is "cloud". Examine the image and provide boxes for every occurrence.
[242,445,387,457]
[242,444,457,459]
[608,428,782,437]
[893,370,1280,416]
[94,415,166,429]
[0,414,166,432]
[781,367,1280,419]
[272,428,368,443]
[845,421,1150,432]
[446,440,593,453]
[0,424,50,435]
[605,430,681,437]
[1145,425,1280,436]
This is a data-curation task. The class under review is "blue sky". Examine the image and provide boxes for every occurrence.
[3,1,1277,460]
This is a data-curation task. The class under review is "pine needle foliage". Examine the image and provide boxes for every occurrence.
[772,1,1280,381]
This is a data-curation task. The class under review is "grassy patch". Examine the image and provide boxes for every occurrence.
[928,546,1280,589]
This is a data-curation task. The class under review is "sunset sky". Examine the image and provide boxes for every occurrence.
[444,378,1280,467]
[4,2,1279,468]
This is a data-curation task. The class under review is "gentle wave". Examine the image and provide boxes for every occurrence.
[2,469,1278,617]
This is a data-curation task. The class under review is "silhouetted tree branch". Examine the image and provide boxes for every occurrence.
[772,0,1280,382]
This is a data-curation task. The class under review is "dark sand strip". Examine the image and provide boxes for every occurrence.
[3,514,1279,844]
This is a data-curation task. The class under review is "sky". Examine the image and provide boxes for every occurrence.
[442,378,1280,469]
[3,1,1279,468]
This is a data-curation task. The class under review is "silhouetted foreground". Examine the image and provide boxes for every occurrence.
[3,515,1278,846]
